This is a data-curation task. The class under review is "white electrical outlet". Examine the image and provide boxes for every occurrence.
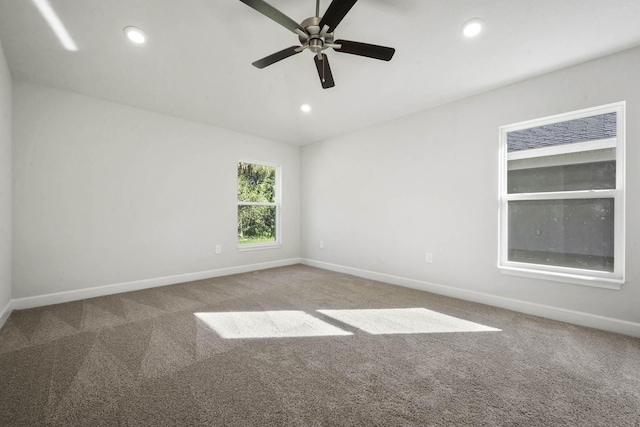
[319,240,324,249]
[215,245,221,254]
[425,252,433,263]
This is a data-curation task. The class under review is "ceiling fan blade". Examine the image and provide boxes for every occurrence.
[238,0,305,34]
[319,0,358,32]
[314,54,335,89]
[333,39,395,61]
[252,46,301,69]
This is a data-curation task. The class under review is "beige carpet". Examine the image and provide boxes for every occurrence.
[0,265,639,426]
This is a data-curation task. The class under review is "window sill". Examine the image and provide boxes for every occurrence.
[499,266,623,290]
[238,243,281,252]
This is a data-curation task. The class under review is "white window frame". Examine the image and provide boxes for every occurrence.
[237,159,282,252]
[498,102,625,290]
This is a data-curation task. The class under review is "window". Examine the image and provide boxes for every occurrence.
[237,161,281,249]
[498,102,625,289]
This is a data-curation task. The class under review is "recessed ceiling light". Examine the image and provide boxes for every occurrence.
[124,26,147,44]
[300,104,312,113]
[462,18,484,38]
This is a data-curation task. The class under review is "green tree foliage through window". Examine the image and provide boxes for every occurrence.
[238,162,277,244]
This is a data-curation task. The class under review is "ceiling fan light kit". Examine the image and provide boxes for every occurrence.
[238,0,395,89]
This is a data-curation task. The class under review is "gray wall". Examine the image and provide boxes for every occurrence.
[12,82,300,299]
[301,46,640,324]
[0,39,11,313]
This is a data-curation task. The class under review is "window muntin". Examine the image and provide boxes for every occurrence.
[499,103,625,289]
[237,161,280,248]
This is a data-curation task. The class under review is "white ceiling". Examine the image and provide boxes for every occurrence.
[1,0,640,145]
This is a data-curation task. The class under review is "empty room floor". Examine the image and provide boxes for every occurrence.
[1,265,639,426]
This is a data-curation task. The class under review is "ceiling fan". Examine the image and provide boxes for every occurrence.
[238,0,396,89]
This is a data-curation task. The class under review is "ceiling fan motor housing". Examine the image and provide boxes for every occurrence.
[299,16,335,53]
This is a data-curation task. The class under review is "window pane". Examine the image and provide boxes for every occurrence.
[238,205,276,244]
[508,160,616,193]
[507,112,616,152]
[508,199,614,272]
[238,162,276,203]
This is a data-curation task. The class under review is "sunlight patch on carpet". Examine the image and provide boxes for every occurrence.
[317,308,501,335]
[194,311,352,339]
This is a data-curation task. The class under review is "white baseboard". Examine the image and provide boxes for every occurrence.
[7,257,639,338]
[0,299,13,330]
[12,258,301,310]
[301,258,640,338]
